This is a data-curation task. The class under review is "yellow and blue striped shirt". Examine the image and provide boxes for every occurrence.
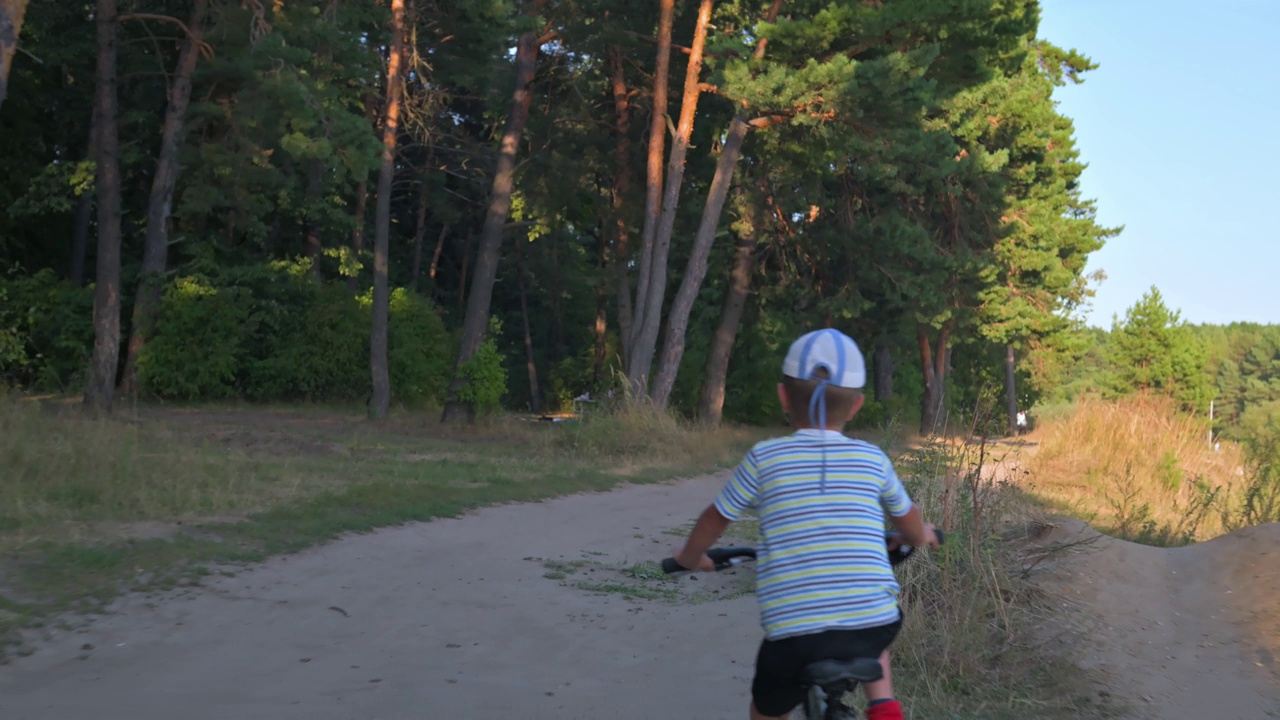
[714,429,913,640]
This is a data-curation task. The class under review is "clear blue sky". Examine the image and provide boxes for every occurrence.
[1037,1,1280,328]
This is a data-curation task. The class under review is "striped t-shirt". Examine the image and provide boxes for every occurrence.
[714,429,914,640]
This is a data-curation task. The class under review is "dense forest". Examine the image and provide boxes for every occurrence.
[1,0,1269,444]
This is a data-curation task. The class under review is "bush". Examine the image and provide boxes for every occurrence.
[384,288,453,406]
[0,267,94,391]
[248,282,368,401]
[126,258,453,405]
[139,277,256,400]
[455,318,508,415]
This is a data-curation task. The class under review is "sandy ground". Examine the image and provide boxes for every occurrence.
[1030,518,1280,720]
[1,474,1278,719]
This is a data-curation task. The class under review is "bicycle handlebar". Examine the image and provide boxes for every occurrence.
[662,528,945,574]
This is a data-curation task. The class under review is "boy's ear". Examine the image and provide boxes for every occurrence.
[846,392,865,421]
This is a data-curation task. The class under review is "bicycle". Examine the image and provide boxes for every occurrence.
[662,529,945,720]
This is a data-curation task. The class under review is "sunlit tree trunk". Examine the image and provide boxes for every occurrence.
[627,0,713,396]
[628,0,673,364]
[369,0,407,420]
[0,0,30,109]
[697,234,755,425]
[442,32,539,422]
[84,0,121,412]
[118,0,209,396]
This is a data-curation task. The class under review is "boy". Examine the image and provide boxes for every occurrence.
[672,329,938,720]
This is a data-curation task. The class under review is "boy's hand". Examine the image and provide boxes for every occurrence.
[920,523,941,549]
[673,544,716,572]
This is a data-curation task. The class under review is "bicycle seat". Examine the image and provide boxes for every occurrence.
[802,657,884,687]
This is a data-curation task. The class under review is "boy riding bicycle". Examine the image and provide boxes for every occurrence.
[672,329,938,720]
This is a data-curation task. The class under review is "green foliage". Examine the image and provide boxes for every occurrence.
[1109,287,1212,411]
[127,259,451,405]
[0,268,94,391]
[1229,416,1280,527]
[455,318,508,414]
[250,282,369,401]
[139,277,257,401]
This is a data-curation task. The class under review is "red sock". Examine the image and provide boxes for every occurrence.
[866,699,904,720]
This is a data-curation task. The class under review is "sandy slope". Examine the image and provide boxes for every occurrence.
[0,474,1277,719]
[1028,518,1280,719]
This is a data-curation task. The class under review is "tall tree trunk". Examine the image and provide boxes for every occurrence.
[427,224,447,282]
[409,177,429,289]
[84,0,121,413]
[629,0,673,358]
[649,119,742,407]
[696,233,755,425]
[348,93,377,291]
[69,117,98,286]
[593,248,608,388]
[368,0,406,421]
[118,0,208,396]
[441,32,539,423]
[627,0,713,396]
[0,0,29,110]
[608,45,634,363]
[1005,343,1018,435]
[517,251,541,414]
[456,231,471,312]
[302,159,324,281]
[917,322,952,436]
[348,179,367,291]
[873,341,894,403]
[650,0,779,409]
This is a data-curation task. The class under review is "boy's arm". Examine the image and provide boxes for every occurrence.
[881,455,938,549]
[888,504,937,549]
[675,450,761,570]
[674,505,731,571]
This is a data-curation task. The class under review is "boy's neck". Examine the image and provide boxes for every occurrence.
[791,423,847,433]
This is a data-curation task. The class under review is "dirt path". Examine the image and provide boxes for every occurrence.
[0,476,759,720]
[1,475,1277,719]
[1030,518,1280,720]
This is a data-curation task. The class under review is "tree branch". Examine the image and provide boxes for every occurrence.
[118,13,214,58]
[625,30,740,60]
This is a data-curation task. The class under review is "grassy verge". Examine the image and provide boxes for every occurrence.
[888,437,1116,719]
[1024,395,1254,545]
[0,396,763,656]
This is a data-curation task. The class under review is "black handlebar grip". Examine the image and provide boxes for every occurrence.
[661,557,683,574]
[933,528,946,545]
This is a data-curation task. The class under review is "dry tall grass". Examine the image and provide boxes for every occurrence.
[1026,395,1247,543]
[887,435,1099,719]
[542,402,766,469]
[0,396,295,552]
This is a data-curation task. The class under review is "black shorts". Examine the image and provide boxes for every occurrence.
[751,618,902,717]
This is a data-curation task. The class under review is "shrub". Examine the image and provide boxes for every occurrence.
[139,277,256,400]
[248,283,368,401]
[385,288,453,406]
[455,318,508,415]
[0,267,94,391]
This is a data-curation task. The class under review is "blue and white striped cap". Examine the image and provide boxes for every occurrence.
[782,329,866,389]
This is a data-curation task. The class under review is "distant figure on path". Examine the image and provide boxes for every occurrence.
[1015,410,1028,435]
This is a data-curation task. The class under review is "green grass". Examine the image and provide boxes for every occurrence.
[0,396,753,656]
